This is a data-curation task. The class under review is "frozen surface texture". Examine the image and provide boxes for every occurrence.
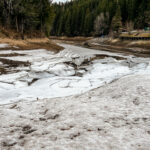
[0,44,150,149]
[0,44,150,104]
[0,75,150,150]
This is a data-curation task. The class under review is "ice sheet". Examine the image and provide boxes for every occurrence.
[0,44,150,104]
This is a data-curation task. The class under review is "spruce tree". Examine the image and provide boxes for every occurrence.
[111,6,122,33]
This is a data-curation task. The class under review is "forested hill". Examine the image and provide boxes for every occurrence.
[51,0,150,36]
[0,0,150,38]
[0,0,54,37]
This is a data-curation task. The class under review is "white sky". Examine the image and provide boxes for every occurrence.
[53,0,69,3]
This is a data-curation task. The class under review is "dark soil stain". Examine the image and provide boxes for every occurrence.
[0,58,31,75]
[0,53,25,57]
[0,58,30,67]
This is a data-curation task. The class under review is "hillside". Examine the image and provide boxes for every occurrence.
[51,0,150,36]
[0,0,150,38]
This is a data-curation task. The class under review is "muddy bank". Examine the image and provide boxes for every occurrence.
[51,36,150,57]
[0,57,30,75]
[49,36,91,44]
[83,38,150,57]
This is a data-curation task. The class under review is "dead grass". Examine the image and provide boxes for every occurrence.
[0,38,63,52]
[120,32,150,38]
[107,39,150,49]
[50,36,92,45]
[83,37,150,57]
[129,40,150,45]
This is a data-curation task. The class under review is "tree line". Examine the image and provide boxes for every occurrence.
[0,0,150,37]
[0,0,54,37]
[51,0,150,36]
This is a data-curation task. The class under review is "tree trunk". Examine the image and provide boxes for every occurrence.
[16,17,19,32]
[21,19,24,39]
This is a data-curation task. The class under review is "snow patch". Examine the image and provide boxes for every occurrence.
[0,43,9,48]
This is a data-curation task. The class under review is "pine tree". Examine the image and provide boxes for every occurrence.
[0,0,54,37]
[144,2,150,27]
[111,6,122,33]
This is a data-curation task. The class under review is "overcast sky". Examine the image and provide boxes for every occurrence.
[53,0,69,3]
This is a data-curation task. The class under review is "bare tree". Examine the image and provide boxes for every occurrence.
[94,12,109,36]
[126,21,134,32]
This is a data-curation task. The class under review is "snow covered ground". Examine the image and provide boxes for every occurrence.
[0,43,150,149]
[0,44,150,104]
[0,43,9,48]
[0,75,150,150]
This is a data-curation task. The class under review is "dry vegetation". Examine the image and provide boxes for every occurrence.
[0,27,63,52]
[120,32,150,38]
[107,38,150,50]
[50,36,92,45]
[82,38,150,57]
[0,38,63,52]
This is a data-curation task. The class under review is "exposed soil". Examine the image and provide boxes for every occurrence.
[91,54,125,61]
[51,36,150,57]
[0,58,31,75]
[0,58,30,67]
[0,53,25,57]
[83,38,150,57]
[0,67,6,74]
[49,36,91,43]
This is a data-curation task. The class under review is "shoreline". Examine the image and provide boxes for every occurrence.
[0,36,150,57]
[50,36,150,57]
[0,38,63,52]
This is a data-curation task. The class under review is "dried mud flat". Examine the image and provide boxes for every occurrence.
[0,75,150,150]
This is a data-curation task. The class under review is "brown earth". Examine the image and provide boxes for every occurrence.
[83,41,150,57]
[49,36,91,42]
[0,57,31,75]
[86,39,150,57]
[1,34,150,57]
[51,37,150,57]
